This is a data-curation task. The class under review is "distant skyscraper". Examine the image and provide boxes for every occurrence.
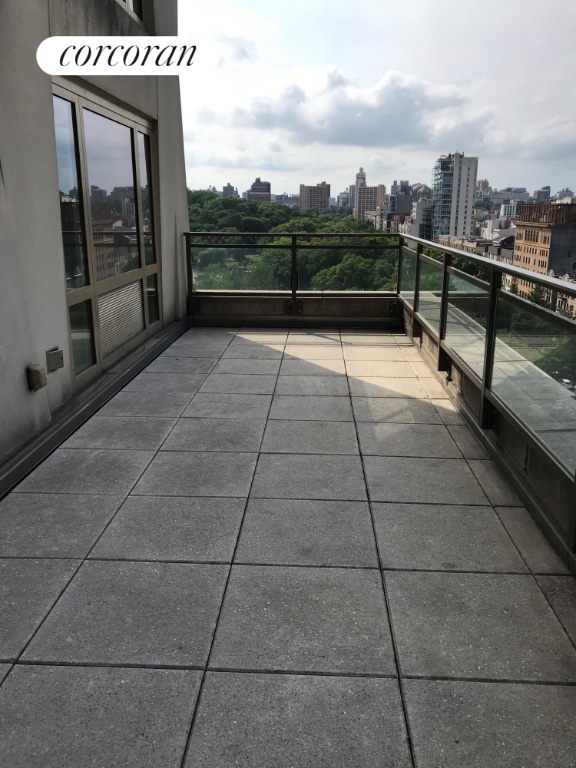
[432,152,478,239]
[355,167,366,209]
[246,177,271,202]
[299,182,331,212]
[355,185,386,220]
[222,182,239,198]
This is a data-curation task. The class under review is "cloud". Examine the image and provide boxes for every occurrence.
[217,35,258,64]
[203,71,477,149]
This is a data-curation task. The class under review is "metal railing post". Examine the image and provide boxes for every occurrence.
[184,232,194,315]
[290,233,298,302]
[396,235,403,294]
[438,254,452,372]
[414,242,423,314]
[480,268,502,428]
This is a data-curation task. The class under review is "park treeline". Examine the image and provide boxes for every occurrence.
[187,190,398,291]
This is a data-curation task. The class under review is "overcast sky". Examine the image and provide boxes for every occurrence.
[178,0,576,198]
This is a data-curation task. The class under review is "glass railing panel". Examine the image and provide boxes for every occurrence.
[417,258,444,333]
[444,271,489,378]
[492,293,576,475]
[298,241,398,291]
[399,247,416,307]
[192,245,290,290]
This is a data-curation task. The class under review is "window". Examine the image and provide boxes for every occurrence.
[52,87,159,380]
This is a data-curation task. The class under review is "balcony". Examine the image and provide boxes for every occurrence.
[0,234,575,765]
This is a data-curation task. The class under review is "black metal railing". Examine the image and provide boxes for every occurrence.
[184,230,576,480]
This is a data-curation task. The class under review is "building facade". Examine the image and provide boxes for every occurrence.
[0,0,189,462]
[355,185,386,221]
[432,152,478,240]
[299,182,331,212]
[513,203,576,297]
[246,177,271,202]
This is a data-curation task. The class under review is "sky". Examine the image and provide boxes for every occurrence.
[178,0,576,198]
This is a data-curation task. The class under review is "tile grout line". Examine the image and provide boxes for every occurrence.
[177,329,288,768]
[343,332,418,768]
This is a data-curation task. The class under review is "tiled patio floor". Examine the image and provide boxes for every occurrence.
[1,327,576,767]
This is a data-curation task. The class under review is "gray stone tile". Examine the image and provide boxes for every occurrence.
[0,665,9,685]
[162,343,230,358]
[251,454,367,500]
[420,376,450,398]
[0,665,201,768]
[0,559,78,658]
[231,333,287,344]
[446,424,489,459]
[283,345,343,360]
[16,449,154,495]
[405,679,576,768]
[98,390,193,417]
[348,377,427,398]
[431,398,466,424]
[346,361,416,377]
[210,566,394,674]
[286,334,340,345]
[357,423,461,457]
[469,460,523,506]
[199,374,277,395]
[373,503,528,572]
[236,499,377,567]
[63,416,177,450]
[269,395,353,421]
[275,375,349,396]
[123,372,207,395]
[182,393,272,419]
[132,452,257,498]
[221,345,284,359]
[497,507,570,574]
[185,673,411,768]
[91,496,245,562]
[161,418,266,452]
[0,493,122,558]
[279,358,346,376]
[261,420,359,455]
[342,346,408,360]
[211,358,281,375]
[24,561,227,666]
[341,334,399,346]
[364,457,489,504]
[144,356,217,374]
[386,572,576,681]
[409,360,436,377]
[352,396,442,424]
[537,576,576,644]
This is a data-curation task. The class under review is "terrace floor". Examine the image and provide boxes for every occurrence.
[1,327,576,767]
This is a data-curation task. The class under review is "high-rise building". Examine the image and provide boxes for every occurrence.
[354,167,366,209]
[246,177,271,202]
[299,182,331,212]
[337,191,350,208]
[222,183,239,198]
[432,152,478,240]
[355,185,386,220]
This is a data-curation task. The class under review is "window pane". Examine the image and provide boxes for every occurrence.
[138,133,156,265]
[52,96,89,290]
[83,109,141,281]
[69,301,96,375]
[129,0,143,18]
[146,274,160,324]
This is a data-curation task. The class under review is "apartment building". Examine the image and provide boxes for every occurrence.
[432,152,478,240]
[299,182,331,212]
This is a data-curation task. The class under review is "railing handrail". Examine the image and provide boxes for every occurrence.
[402,234,576,297]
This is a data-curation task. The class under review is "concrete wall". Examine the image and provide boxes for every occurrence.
[0,0,188,461]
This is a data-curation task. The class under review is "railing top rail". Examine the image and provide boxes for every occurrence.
[184,231,395,238]
[402,234,576,298]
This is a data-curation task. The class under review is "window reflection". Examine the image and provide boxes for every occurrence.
[83,109,141,281]
[138,133,156,265]
[52,96,88,290]
[69,301,96,374]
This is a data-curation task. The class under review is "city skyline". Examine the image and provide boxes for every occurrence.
[178,0,576,195]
